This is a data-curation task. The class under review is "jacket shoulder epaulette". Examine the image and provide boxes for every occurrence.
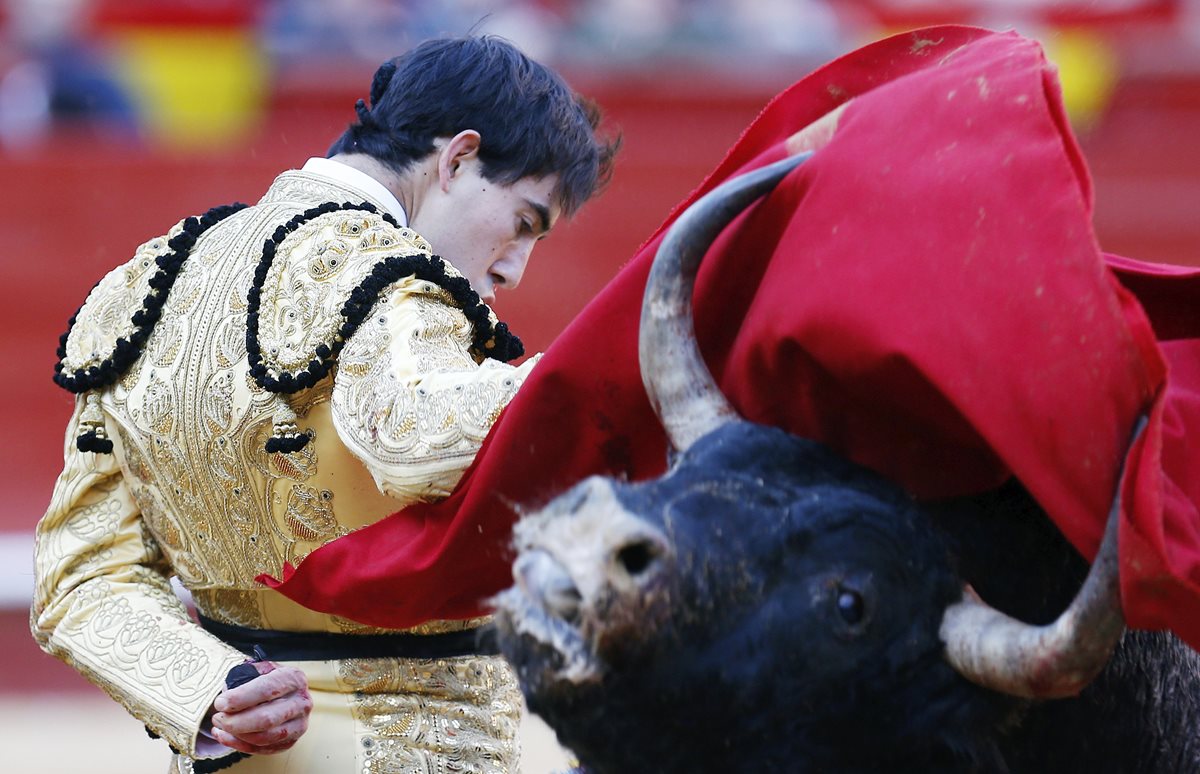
[54,203,248,396]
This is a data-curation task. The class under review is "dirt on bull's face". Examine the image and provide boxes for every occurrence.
[492,421,983,774]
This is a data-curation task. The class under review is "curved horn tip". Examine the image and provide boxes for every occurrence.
[940,413,1147,699]
[639,154,812,451]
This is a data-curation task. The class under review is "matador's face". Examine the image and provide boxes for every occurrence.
[409,133,560,305]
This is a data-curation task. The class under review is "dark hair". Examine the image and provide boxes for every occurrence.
[328,36,618,217]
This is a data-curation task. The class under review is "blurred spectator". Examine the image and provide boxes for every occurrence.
[263,0,409,62]
[550,0,848,65]
[264,0,566,63]
[705,0,845,60]
[0,0,137,148]
[260,0,850,67]
[572,0,685,58]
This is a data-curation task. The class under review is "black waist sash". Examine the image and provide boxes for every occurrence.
[198,614,500,661]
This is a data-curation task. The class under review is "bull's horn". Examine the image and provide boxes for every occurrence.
[640,153,811,451]
[940,415,1148,699]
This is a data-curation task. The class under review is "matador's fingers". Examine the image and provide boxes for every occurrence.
[212,691,313,737]
[213,663,309,714]
[212,715,309,754]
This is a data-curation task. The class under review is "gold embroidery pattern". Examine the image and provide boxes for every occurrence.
[257,210,433,376]
[61,270,134,370]
[42,570,239,750]
[215,327,242,370]
[51,190,459,585]
[284,484,344,543]
[201,371,236,435]
[331,615,495,637]
[61,226,182,376]
[340,655,521,774]
[411,293,480,373]
[332,294,525,486]
[190,588,263,628]
[259,172,375,208]
[124,236,168,284]
[63,492,122,545]
[139,371,177,437]
[148,317,185,368]
[119,352,145,392]
[170,269,206,316]
[270,435,319,482]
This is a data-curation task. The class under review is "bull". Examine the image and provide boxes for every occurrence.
[492,157,1200,773]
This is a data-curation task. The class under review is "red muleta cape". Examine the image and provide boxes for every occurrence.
[261,26,1200,649]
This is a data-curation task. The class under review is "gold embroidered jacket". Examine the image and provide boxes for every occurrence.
[31,168,539,760]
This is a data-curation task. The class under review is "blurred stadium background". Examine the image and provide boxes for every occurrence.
[1,1,1198,770]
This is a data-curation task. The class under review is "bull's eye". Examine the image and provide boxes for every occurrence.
[836,588,865,626]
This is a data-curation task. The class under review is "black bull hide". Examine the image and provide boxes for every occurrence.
[493,418,1200,774]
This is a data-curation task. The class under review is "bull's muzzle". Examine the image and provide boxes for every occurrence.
[515,550,583,625]
[513,477,673,645]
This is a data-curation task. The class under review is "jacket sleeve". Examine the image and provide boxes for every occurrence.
[30,398,247,758]
[330,277,540,502]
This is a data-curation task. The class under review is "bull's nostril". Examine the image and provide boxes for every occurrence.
[616,540,660,577]
[518,550,583,624]
[546,584,583,625]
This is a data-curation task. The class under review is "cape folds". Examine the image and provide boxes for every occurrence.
[256,26,1199,649]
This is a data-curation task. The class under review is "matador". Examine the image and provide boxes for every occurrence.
[32,35,616,773]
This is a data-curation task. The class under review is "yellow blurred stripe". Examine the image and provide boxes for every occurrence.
[110,26,267,149]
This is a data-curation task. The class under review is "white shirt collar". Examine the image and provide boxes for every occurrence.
[300,157,408,226]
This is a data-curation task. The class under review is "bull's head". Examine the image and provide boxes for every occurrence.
[493,156,1135,772]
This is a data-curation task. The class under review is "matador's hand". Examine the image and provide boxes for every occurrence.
[209,662,313,754]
